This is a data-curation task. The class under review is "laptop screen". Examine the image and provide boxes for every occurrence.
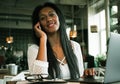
[104,33,120,83]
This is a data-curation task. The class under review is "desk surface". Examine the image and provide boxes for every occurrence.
[6,78,120,84]
[66,77,103,84]
[6,78,103,84]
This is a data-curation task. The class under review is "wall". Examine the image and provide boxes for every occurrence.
[0,28,34,71]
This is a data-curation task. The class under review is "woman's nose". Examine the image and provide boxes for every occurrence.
[46,16,52,22]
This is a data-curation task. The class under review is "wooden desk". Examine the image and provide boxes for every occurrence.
[0,73,16,84]
[66,78,103,84]
[6,78,103,84]
[6,77,120,84]
[6,80,80,84]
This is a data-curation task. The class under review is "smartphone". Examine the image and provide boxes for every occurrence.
[39,22,42,30]
[38,26,41,29]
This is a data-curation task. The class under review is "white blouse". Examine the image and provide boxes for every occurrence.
[27,40,84,79]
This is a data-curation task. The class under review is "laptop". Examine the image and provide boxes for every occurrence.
[104,33,120,83]
[67,33,120,84]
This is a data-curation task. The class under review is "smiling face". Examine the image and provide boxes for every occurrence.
[39,7,60,34]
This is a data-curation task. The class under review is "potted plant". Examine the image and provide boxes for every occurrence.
[95,54,107,67]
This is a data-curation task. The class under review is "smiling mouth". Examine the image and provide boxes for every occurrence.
[47,22,55,28]
[48,23,54,27]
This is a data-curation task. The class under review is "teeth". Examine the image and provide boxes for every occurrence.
[48,23,54,27]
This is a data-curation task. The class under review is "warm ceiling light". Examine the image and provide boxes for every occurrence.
[70,30,77,38]
[6,36,13,43]
[69,25,77,38]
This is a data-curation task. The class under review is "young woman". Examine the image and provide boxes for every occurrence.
[27,2,94,80]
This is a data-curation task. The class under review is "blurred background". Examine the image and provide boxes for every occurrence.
[0,0,120,71]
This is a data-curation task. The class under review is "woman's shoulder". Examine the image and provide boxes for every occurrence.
[70,40,80,47]
[28,44,39,50]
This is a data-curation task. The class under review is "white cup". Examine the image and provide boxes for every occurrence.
[84,62,88,69]
[8,64,18,75]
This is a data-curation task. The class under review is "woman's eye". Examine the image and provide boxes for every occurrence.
[49,13,55,17]
[40,16,46,21]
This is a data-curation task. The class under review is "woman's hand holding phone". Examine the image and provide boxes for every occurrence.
[34,22,47,40]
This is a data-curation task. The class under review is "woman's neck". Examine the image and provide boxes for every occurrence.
[48,32,61,47]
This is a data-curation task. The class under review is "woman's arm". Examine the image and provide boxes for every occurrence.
[36,37,47,61]
[71,40,95,77]
[34,22,47,61]
[27,22,48,75]
[27,44,49,75]
[71,40,84,77]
